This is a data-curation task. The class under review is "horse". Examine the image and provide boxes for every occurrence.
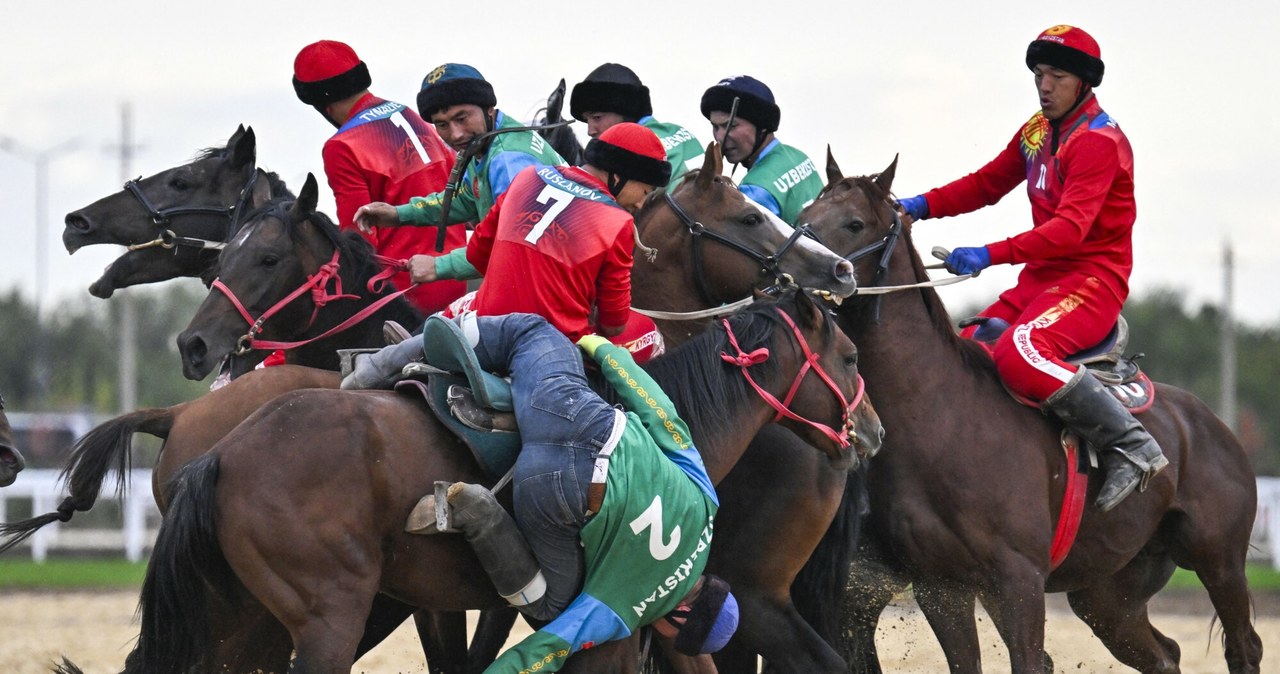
[533,78,584,166]
[0,394,25,487]
[109,287,875,674]
[797,153,1261,673]
[62,125,288,299]
[174,173,421,380]
[34,143,870,673]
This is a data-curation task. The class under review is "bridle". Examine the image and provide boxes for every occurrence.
[661,189,810,307]
[720,307,865,448]
[124,168,262,253]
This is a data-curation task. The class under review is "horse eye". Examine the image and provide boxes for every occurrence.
[743,213,763,227]
[844,353,858,368]
[846,220,865,234]
[261,255,279,268]
[169,177,191,191]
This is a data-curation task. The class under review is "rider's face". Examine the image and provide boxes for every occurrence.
[585,111,628,138]
[431,105,494,151]
[614,179,657,212]
[1033,64,1085,121]
[708,111,759,164]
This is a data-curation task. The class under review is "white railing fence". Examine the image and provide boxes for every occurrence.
[0,469,159,562]
[2,471,1279,569]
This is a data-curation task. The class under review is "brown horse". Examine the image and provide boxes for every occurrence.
[797,153,1261,673]
[0,394,24,488]
[34,144,869,673]
[119,288,873,674]
[62,125,288,298]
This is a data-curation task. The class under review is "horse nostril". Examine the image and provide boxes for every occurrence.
[183,336,208,368]
[65,212,94,234]
[834,259,855,283]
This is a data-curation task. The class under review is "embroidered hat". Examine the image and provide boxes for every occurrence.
[292,40,371,106]
[570,63,653,123]
[700,75,781,132]
[416,63,498,120]
[1026,25,1105,87]
[672,575,740,656]
[584,122,670,188]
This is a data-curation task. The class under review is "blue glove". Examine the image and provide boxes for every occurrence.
[944,246,991,275]
[896,195,929,221]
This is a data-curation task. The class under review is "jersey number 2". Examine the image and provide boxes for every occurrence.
[630,495,681,561]
[524,185,575,244]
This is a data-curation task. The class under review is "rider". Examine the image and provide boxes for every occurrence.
[700,75,823,225]
[341,121,671,389]
[416,311,739,671]
[894,25,1167,512]
[291,40,465,315]
[353,63,564,231]
[569,62,704,190]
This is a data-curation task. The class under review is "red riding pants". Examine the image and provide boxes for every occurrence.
[963,274,1121,402]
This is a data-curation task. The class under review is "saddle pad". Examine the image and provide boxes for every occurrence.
[393,376,521,480]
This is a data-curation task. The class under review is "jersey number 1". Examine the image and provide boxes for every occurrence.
[524,184,575,244]
[390,111,432,165]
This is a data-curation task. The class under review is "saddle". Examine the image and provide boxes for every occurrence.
[961,314,1154,412]
[392,313,523,480]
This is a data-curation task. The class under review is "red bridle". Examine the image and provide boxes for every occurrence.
[213,249,410,355]
[719,308,865,448]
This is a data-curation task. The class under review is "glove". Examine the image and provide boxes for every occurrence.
[578,334,611,357]
[944,246,991,276]
[896,195,929,221]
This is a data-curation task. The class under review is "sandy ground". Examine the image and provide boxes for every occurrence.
[1,590,1276,673]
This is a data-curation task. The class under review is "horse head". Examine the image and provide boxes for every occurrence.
[534,78,583,165]
[799,152,927,295]
[176,174,369,380]
[631,142,856,316]
[0,394,25,487]
[63,125,282,298]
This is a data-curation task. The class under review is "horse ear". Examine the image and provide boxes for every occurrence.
[290,173,319,220]
[546,78,567,123]
[697,143,722,190]
[825,145,844,186]
[248,170,272,209]
[228,125,256,171]
[793,287,824,330]
[874,154,899,195]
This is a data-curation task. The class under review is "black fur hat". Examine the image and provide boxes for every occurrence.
[570,63,653,122]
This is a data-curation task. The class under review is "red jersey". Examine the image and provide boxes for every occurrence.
[322,93,466,314]
[923,97,1136,308]
[465,165,634,341]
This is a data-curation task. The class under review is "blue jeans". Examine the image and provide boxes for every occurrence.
[471,313,618,619]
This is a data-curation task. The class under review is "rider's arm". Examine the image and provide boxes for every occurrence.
[487,149,542,200]
[985,133,1121,266]
[463,190,508,277]
[485,594,630,674]
[594,221,635,335]
[395,178,480,227]
[432,248,481,281]
[321,140,377,243]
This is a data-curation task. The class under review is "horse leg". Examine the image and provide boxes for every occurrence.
[206,591,295,673]
[973,561,1049,674]
[736,592,847,672]
[409,609,468,674]
[1064,550,1181,673]
[466,607,520,672]
[913,580,983,674]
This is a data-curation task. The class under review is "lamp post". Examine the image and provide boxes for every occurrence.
[0,135,80,402]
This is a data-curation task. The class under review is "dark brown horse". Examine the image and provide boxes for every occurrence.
[35,143,869,673]
[0,394,24,488]
[798,153,1261,673]
[63,125,289,298]
[175,173,421,380]
[122,288,873,674]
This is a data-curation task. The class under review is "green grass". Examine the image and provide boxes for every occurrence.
[0,558,147,589]
[1165,564,1280,592]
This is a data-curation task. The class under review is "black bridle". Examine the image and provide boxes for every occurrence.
[123,168,261,253]
[661,190,809,306]
[838,200,904,321]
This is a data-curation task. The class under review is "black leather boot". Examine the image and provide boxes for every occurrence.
[1042,367,1169,512]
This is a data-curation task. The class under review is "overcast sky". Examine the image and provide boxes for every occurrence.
[3,1,1277,327]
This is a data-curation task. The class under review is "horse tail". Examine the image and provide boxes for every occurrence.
[0,408,174,556]
[133,452,229,674]
[791,462,870,651]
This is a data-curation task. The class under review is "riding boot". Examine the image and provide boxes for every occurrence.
[1042,367,1170,512]
[410,482,547,612]
[339,339,423,390]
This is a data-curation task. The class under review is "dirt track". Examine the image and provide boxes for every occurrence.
[2,590,1276,673]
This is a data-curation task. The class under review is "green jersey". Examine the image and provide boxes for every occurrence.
[639,116,704,190]
[486,338,718,674]
[739,138,824,225]
[397,111,564,226]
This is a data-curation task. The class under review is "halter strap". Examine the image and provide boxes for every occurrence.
[719,308,863,448]
[123,169,261,252]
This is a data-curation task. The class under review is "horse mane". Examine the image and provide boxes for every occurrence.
[638,292,825,442]
[846,176,995,372]
[194,145,292,198]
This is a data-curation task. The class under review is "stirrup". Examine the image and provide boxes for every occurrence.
[448,385,518,432]
[383,320,413,345]
[405,481,456,534]
[338,348,382,379]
